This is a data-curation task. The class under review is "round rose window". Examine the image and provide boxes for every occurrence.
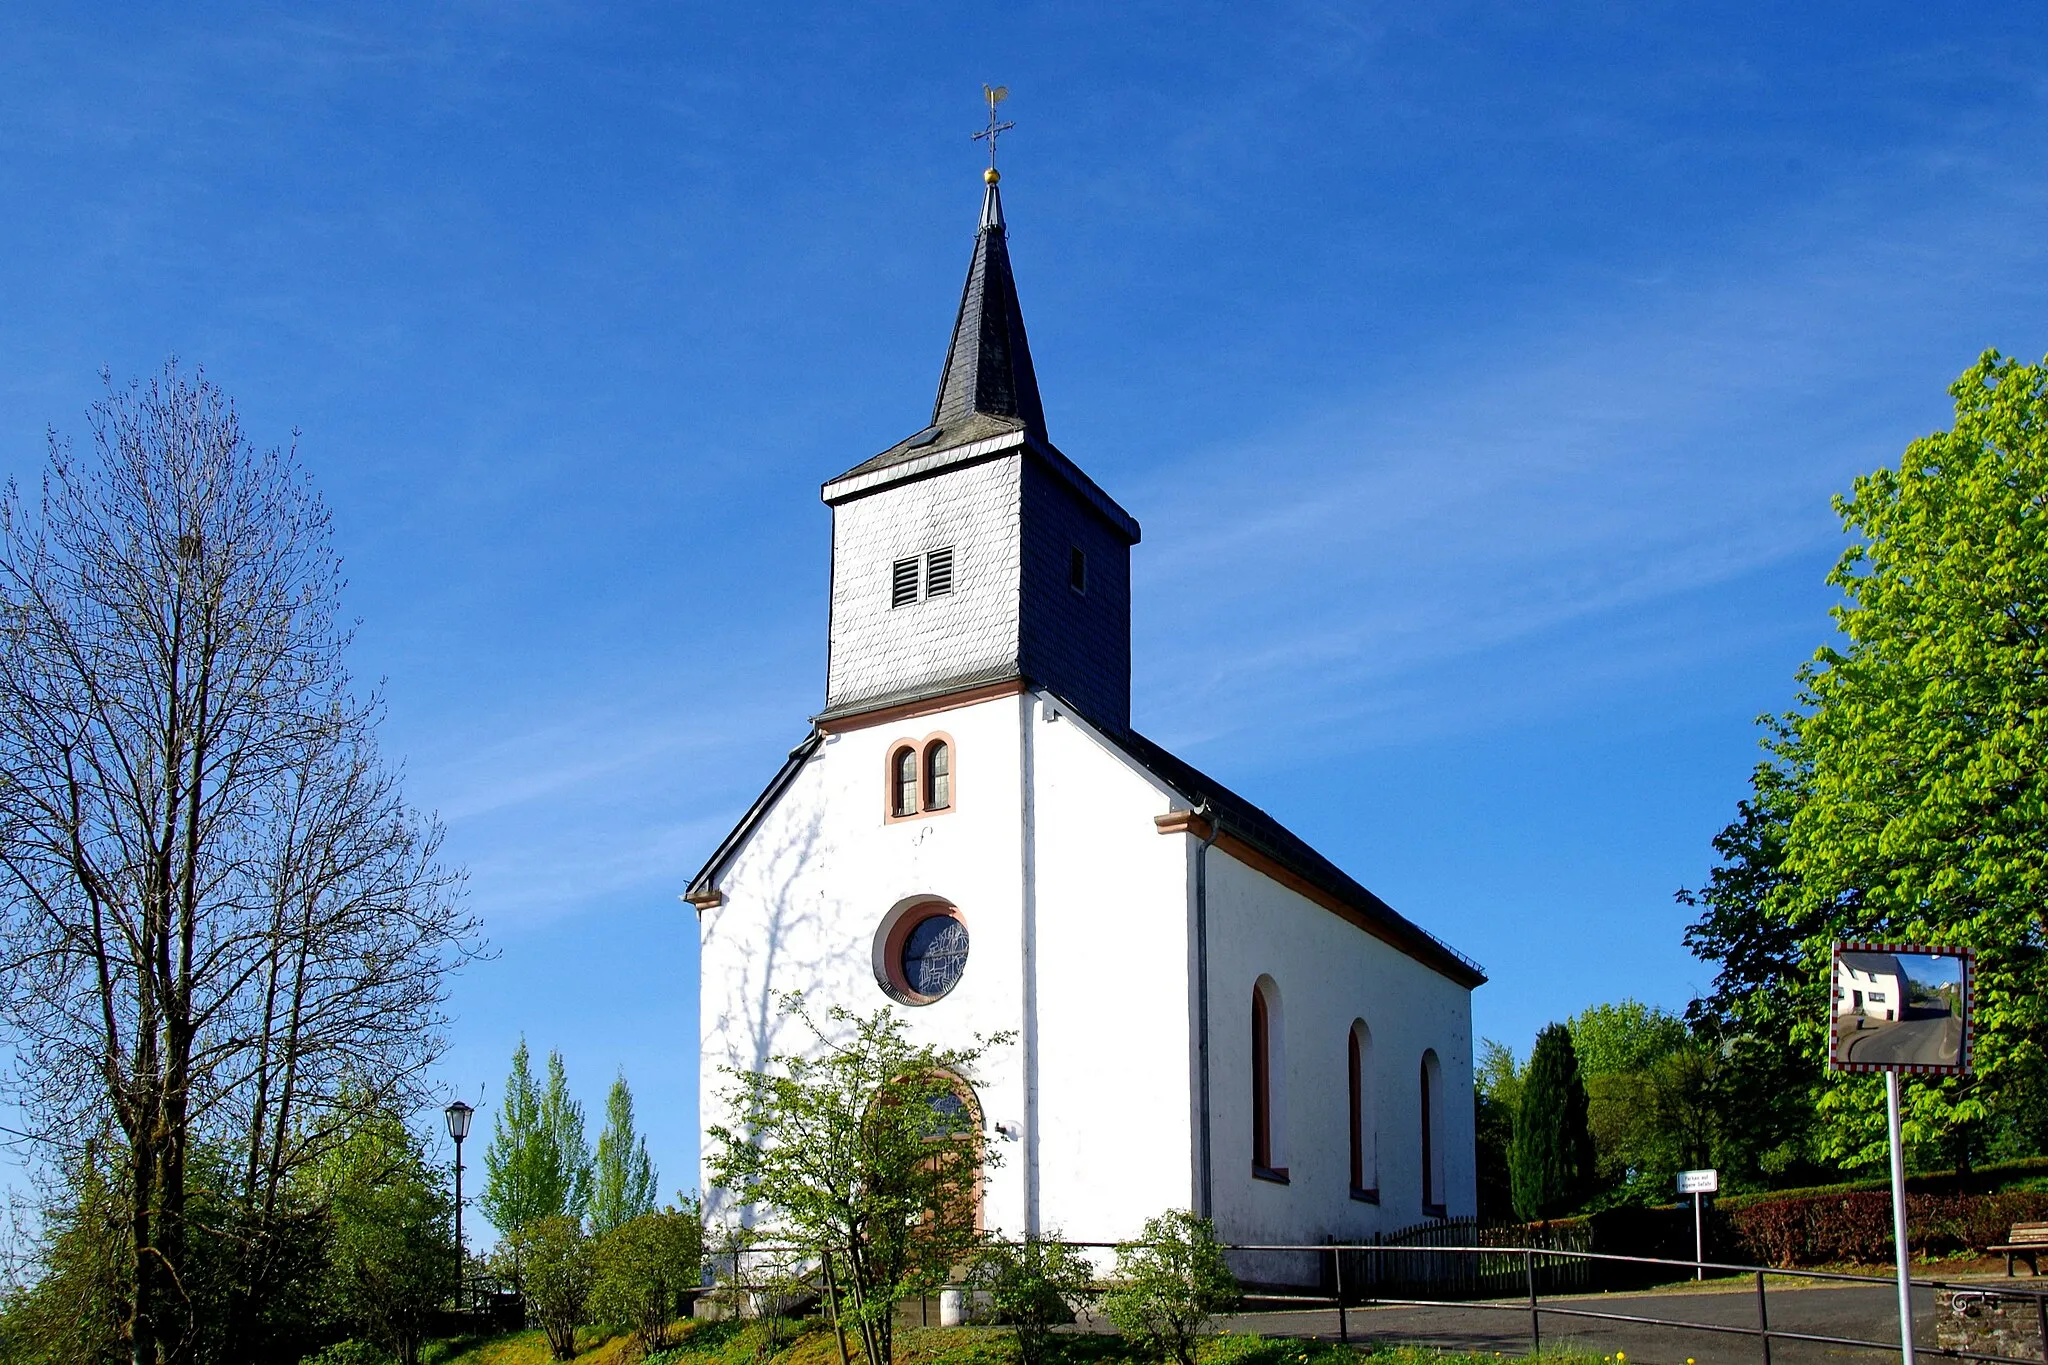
[876,903,970,1004]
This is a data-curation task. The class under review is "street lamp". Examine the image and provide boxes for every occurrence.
[444,1099,474,1298]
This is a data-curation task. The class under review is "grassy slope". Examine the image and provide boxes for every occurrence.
[436,1321,1599,1365]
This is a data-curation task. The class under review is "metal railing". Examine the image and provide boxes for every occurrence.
[701,1234,2048,1364]
[1216,1241,2046,1365]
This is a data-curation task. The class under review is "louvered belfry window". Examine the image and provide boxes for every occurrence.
[925,546,955,597]
[891,557,920,608]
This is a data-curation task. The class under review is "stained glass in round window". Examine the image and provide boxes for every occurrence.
[901,913,969,1000]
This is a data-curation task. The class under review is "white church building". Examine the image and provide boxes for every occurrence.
[688,167,1486,1251]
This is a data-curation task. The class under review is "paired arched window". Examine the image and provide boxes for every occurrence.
[884,735,955,821]
[1251,976,1288,1181]
[925,740,951,809]
[1420,1049,1445,1216]
[1348,1020,1377,1201]
[892,746,918,817]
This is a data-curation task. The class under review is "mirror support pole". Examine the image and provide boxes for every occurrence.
[1887,1070,1915,1365]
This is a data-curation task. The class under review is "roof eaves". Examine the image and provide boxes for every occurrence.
[822,429,1027,505]
[684,731,824,903]
[1023,436,1141,544]
[1116,727,1486,987]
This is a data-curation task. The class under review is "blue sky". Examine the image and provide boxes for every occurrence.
[3,3,2046,1239]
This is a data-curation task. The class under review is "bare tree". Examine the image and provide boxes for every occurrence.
[0,363,480,1363]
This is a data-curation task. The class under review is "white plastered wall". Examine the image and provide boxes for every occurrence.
[1201,849,1477,1247]
[697,692,1030,1232]
[1026,697,1193,1243]
[697,686,1478,1263]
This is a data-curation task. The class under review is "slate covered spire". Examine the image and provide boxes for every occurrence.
[930,172,1046,439]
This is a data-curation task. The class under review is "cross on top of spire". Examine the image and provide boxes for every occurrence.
[971,84,1014,181]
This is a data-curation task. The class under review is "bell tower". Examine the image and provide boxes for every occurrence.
[819,166,1141,732]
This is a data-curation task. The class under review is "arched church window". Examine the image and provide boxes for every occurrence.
[891,746,918,818]
[1349,1020,1377,1201]
[1252,976,1287,1182]
[1420,1049,1446,1216]
[919,1071,983,1233]
[924,740,951,811]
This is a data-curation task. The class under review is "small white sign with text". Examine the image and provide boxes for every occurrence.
[1677,1169,1719,1194]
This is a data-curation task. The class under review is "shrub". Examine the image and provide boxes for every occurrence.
[1101,1211,1239,1365]
[1722,1188,2048,1266]
[591,1205,705,1352]
[503,1214,594,1361]
[302,1342,396,1365]
[965,1232,1096,1365]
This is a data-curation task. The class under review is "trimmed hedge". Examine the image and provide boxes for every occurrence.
[1721,1189,2048,1268]
[1575,1184,2048,1269]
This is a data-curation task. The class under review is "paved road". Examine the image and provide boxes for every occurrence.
[1841,1014,1964,1067]
[1166,1281,1941,1365]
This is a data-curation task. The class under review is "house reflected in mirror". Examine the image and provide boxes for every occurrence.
[1831,948,1967,1070]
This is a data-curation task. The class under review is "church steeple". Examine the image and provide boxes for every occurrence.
[818,105,1141,734]
[929,172,1046,438]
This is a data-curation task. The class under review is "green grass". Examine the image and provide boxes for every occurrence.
[431,1319,1603,1365]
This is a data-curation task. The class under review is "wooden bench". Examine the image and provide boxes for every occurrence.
[1986,1222,2048,1276]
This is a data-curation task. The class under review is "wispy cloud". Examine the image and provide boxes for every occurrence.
[1128,164,2048,765]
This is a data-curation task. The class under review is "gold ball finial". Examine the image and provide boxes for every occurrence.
[985,167,1000,185]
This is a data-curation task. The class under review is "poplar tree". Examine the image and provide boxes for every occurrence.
[1510,1024,1595,1221]
[481,1041,590,1238]
[589,1073,657,1236]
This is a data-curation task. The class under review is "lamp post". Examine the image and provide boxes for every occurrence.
[444,1100,474,1302]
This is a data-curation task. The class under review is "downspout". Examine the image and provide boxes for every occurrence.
[1194,800,1220,1221]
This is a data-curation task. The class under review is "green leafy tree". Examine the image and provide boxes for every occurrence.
[538,1054,593,1225]
[481,1041,542,1241]
[1686,352,2048,1174]
[500,1216,591,1362]
[1100,1211,1238,1365]
[1680,759,1827,1186]
[1510,1024,1595,1221]
[965,1231,1096,1365]
[481,1042,591,1255]
[1565,1000,1691,1196]
[1473,1041,1521,1221]
[1567,1001,1688,1081]
[1783,351,2048,1168]
[706,995,1004,1365]
[0,1150,130,1365]
[314,1107,458,1365]
[588,1075,657,1237]
[588,1203,703,1354]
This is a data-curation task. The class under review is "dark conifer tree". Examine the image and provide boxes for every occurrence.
[1511,1024,1596,1221]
